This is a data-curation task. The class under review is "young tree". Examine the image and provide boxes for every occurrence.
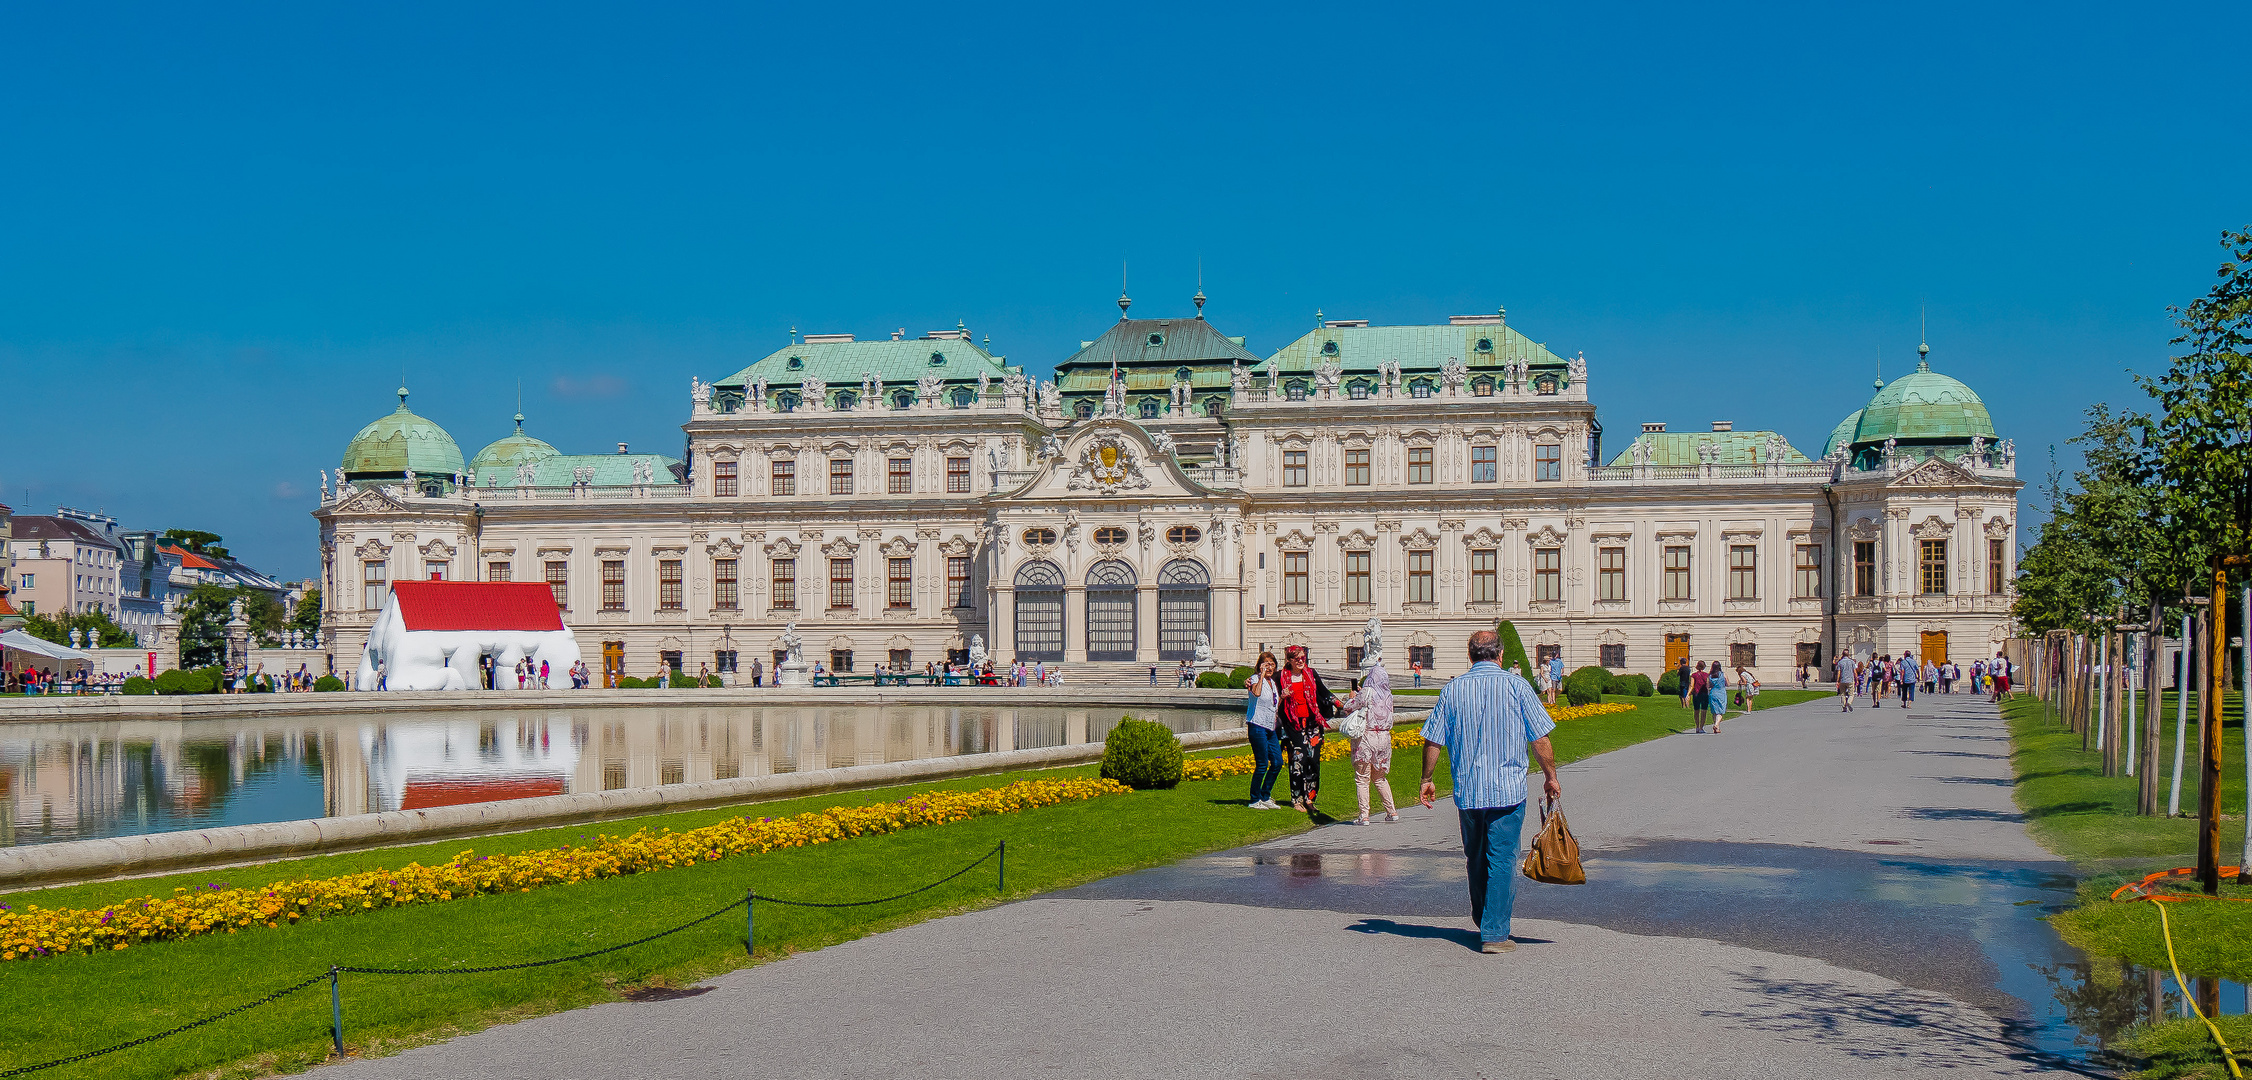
[161,529,229,558]
[289,588,323,636]
[21,610,137,648]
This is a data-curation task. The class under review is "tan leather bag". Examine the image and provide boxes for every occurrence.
[1520,799,1586,885]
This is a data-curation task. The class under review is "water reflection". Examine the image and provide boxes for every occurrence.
[0,705,1231,848]
[2040,953,2251,1067]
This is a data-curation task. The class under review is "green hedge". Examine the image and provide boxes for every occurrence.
[121,675,155,696]
[1608,672,1655,697]
[1561,669,1608,706]
[1099,716,1183,790]
[1656,667,1683,697]
[152,668,215,695]
[1226,665,1254,690]
[1195,671,1230,689]
[313,675,346,692]
[1496,621,1538,685]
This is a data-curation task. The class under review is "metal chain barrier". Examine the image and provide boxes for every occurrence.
[2,842,1008,1076]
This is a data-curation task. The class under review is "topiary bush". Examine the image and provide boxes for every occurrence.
[1195,671,1230,689]
[1629,673,1655,697]
[314,675,346,692]
[1562,669,1607,706]
[1656,668,1683,697]
[1226,665,1254,690]
[1495,621,1538,685]
[1099,716,1183,790]
[153,669,192,695]
[195,666,226,693]
[122,675,155,695]
[614,676,646,688]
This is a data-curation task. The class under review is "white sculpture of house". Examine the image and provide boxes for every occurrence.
[358,580,583,691]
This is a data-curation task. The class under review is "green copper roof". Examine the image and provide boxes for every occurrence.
[1057,317,1262,377]
[471,453,683,490]
[341,389,467,479]
[1849,361,1995,445]
[712,335,1018,392]
[1819,409,1864,460]
[469,417,563,472]
[1265,320,1566,376]
[1605,430,1811,467]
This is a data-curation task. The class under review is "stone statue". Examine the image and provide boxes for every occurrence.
[1266,364,1279,394]
[978,370,991,399]
[515,462,536,489]
[1004,371,1027,399]
[1568,352,1587,386]
[861,371,879,404]
[801,376,827,409]
[918,374,944,403]
[1102,374,1124,416]
[753,377,768,410]
[404,468,417,490]
[967,634,987,667]
[780,623,803,666]
[1440,356,1468,392]
[1314,360,1343,394]
[319,470,330,501]
[1228,433,1245,470]
[1193,632,1214,668]
[1039,380,1057,409]
[987,440,1002,476]
[1231,363,1250,393]
[1037,434,1062,461]
[1882,437,1899,466]
[689,376,708,409]
[1995,439,2015,464]
[1765,433,1787,464]
[1151,430,1177,457]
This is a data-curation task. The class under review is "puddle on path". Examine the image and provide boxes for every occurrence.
[1065,836,2191,1073]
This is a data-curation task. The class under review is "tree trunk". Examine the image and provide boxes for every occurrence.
[2198,570,2226,895]
[2142,598,2163,816]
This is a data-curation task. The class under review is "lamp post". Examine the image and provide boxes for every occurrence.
[722,623,733,688]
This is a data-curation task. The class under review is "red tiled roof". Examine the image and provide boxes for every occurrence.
[157,544,222,570]
[389,580,565,632]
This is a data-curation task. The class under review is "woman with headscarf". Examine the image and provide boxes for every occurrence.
[1276,645,1339,814]
[1348,657,1398,825]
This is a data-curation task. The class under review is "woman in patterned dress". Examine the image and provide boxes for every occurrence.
[1276,645,1338,815]
[1349,658,1398,825]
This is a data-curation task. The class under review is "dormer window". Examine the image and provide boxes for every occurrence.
[1321,341,1339,356]
[1476,337,1493,352]
[1285,380,1308,401]
[1148,333,1164,347]
[950,387,974,408]
[892,389,915,409]
[929,352,946,366]
[776,391,800,412]
[786,356,804,370]
[1175,366,1193,382]
[834,390,857,410]
[1409,378,1433,398]
[1139,399,1161,419]
[1535,375,1559,395]
[1075,400,1095,419]
[1347,379,1371,400]
[1472,375,1495,397]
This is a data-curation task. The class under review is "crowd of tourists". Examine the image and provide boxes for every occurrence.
[1828,652,2014,712]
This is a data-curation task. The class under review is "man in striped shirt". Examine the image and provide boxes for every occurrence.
[1418,630,1562,954]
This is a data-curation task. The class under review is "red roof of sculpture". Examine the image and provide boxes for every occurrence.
[389,580,565,632]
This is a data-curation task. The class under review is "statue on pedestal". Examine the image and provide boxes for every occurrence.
[967,634,988,669]
[1360,617,1384,673]
[1193,632,1214,669]
[774,622,812,687]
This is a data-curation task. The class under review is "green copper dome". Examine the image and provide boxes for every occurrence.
[341,388,466,479]
[1819,409,1864,460]
[470,415,562,472]
[1850,361,1995,446]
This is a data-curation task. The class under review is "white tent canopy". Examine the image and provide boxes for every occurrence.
[1,629,94,665]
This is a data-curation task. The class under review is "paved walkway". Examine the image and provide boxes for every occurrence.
[316,691,2087,1079]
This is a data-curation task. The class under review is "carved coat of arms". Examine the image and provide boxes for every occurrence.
[1069,433,1150,494]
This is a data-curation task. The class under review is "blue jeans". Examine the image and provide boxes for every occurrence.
[1247,723,1282,803]
[1458,801,1528,943]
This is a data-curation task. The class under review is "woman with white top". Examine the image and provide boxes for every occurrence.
[1243,651,1283,809]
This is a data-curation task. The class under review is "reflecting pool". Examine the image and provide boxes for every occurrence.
[0,704,1235,848]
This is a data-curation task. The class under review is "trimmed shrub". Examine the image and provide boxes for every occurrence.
[1656,668,1683,697]
[1495,621,1539,685]
[1195,671,1230,689]
[614,676,647,689]
[1099,716,1184,790]
[122,675,155,696]
[195,666,226,693]
[1226,665,1255,690]
[1629,673,1655,697]
[313,675,346,692]
[153,669,193,695]
[1562,669,1608,706]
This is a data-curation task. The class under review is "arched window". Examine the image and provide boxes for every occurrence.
[1013,561,1064,661]
[1158,559,1210,660]
[776,391,800,412]
[1347,379,1371,399]
[1084,560,1137,661]
[1139,399,1160,419]
[1408,378,1433,399]
[950,387,975,408]
[834,390,857,410]
[1284,380,1308,401]
[1075,400,1095,419]
[892,389,915,410]
[1472,375,1495,397]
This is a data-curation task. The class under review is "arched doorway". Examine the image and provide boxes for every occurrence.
[1157,559,1209,661]
[1085,560,1138,661]
[1013,561,1064,661]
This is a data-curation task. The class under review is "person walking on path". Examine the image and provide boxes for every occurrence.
[1545,654,1565,706]
[1276,645,1338,816]
[1690,661,1711,733]
[1707,661,1729,730]
[1349,657,1398,825]
[1676,656,1693,710]
[1735,665,1758,712]
[1244,652,1283,809]
[1899,652,1918,709]
[1835,652,1855,712]
[1417,630,1561,954]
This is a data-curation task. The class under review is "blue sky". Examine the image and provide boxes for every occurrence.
[3,2,2245,579]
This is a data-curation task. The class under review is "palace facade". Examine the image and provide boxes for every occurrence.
[314,301,2021,684]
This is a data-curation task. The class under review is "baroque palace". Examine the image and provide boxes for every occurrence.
[314,295,2022,685]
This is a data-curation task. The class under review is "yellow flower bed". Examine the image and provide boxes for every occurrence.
[1180,702,1637,781]
[0,776,1127,964]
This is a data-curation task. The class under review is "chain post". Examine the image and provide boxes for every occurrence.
[997,841,1005,896]
[328,966,344,1058]
[745,889,754,955]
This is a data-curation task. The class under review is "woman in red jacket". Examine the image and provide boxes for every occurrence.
[1276,645,1340,815]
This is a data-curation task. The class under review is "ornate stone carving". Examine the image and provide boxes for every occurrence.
[1276,529,1315,552]
[1463,527,1505,548]
[1338,529,1376,551]
[1910,515,1954,539]
[1399,527,1440,550]
[1066,432,1151,494]
[1525,525,1569,547]
[764,536,801,557]
[822,536,859,558]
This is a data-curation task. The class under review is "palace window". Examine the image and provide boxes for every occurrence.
[951,387,974,408]
[1409,551,1436,603]
[1205,397,1226,419]
[829,558,855,609]
[1345,448,1369,486]
[1075,400,1095,419]
[1794,545,1821,598]
[1095,526,1128,546]
[948,555,973,608]
[947,456,971,493]
[829,458,853,495]
[893,389,915,410]
[362,560,387,610]
[1728,545,1757,601]
[889,457,912,494]
[658,559,683,610]
[426,560,448,581]
[487,561,510,582]
[1023,527,1057,546]
[545,561,568,610]
[1919,539,1948,595]
[714,558,739,610]
[1471,549,1497,602]
[1730,643,1757,669]
[1407,446,1433,484]
[1285,380,1308,401]
[1409,645,1435,670]
[1471,445,1497,483]
[1535,443,1562,482]
[1854,541,1877,596]
[1600,643,1627,668]
[1599,546,1626,601]
[1283,450,1307,488]
[1533,548,1561,602]
[1472,375,1495,397]
[1409,378,1432,398]
[601,560,626,611]
[714,650,737,674]
[1167,525,1201,545]
[771,459,796,496]
[1283,551,1310,604]
[830,649,854,673]
[1139,399,1160,419]
[775,391,799,412]
[1663,546,1691,601]
[1347,379,1370,400]
[714,460,737,497]
[834,391,857,410]
[888,558,913,609]
[1344,551,1371,603]
[771,559,796,609]
[1989,538,2007,594]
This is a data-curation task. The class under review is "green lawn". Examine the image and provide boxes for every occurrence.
[0,702,1696,1080]
[2002,690,2252,1079]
